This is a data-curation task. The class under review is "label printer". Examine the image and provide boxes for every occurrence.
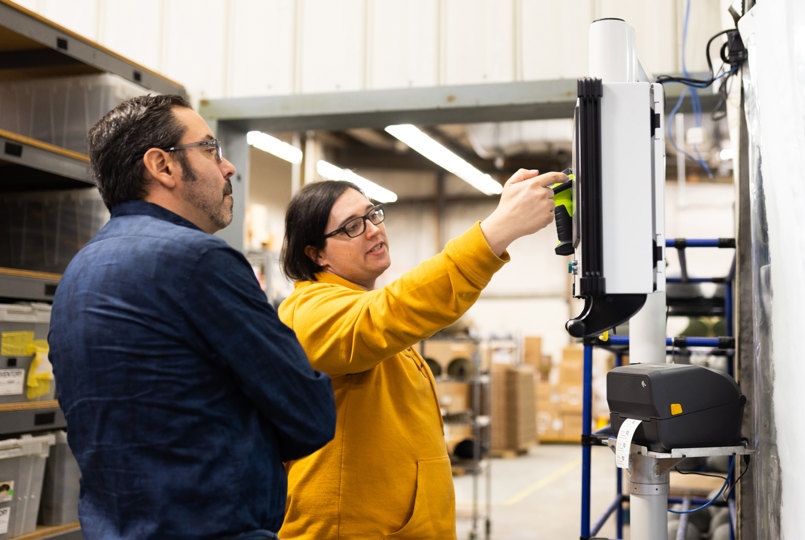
[607,363,746,452]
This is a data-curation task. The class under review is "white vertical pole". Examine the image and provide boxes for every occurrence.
[630,291,667,364]
[589,18,668,540]
[629,453,671,540]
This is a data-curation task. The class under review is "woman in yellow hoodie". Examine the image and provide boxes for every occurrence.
[277,168,564,539]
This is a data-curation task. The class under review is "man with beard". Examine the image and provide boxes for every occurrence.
[48,94,336,540]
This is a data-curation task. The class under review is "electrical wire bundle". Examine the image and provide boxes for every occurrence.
[656,0,748,175]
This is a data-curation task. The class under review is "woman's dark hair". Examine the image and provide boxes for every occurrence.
[87,94,191,209]
[281,180,363,282]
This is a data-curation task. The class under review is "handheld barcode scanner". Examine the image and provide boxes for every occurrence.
[551,170,574,256]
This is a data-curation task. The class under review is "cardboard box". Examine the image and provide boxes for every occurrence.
[481,341,516,371]
[559,384,584,413]
[490,365,537,452]
[558,346,584,385]
[444,424,474,455]
[536,409,564,441]
[535,381,562,408]
[434,380,471,414]
[537,354,553,382]
[420,339,478,376]
[522,336,542,367]
[561,412,585,442]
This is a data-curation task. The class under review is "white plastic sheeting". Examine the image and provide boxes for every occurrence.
[739,2,805,538]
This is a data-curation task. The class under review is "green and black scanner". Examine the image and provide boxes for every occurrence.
[607,363,745,453]
[552,170,574,256]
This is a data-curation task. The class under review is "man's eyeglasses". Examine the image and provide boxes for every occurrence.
[324,205,385,239]
[163,139,223,163]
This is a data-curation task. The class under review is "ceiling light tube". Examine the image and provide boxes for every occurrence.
[247,131,303,164]
[384,124,503,195]
[316,160,398,203]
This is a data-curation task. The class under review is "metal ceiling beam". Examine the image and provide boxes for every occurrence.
[199,75,720,133]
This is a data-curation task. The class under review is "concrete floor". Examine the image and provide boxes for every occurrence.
[454,443,624,540]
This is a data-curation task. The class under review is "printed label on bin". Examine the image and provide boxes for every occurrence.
[0,481,11,503]
[0,505,8,533]
[0,369,24,395]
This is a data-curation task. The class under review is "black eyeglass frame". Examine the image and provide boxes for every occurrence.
[324,205,386,239]
[162,138,223,163]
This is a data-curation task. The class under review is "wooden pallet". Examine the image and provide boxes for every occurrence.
[489,447,529,459]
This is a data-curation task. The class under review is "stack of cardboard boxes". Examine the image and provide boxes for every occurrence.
[532,342,588,443]
[489,364,536,453]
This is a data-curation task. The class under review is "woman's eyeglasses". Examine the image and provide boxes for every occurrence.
[324,205,385,239]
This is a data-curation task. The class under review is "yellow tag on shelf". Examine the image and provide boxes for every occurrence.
[1,331,35,356]
[26,340,53,399]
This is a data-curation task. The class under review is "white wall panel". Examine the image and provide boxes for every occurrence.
[98,0,164,78]
[442,0,516,85]
[595,0,724,76]
[32,0,100,43]
[366,0,440,89]
[161,0,229,100]
[520,0,593,80]
[378,201,440,289]
[228,0,297,97]
[297,0,365,92]
[19,0,731,100]
[11,0,37,12]
[684,0,728,73]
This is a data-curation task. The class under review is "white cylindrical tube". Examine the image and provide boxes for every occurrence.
[629,452,671,540]
[629,290,667,364]
[589,18,638,83]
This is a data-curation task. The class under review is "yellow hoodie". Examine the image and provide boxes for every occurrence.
[278,222,508,539]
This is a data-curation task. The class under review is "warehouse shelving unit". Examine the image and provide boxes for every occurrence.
[420,336,492,540]
[578,238,741,540]
[0,270,75,540]
[0,1,183,95]
[1,3,185,538]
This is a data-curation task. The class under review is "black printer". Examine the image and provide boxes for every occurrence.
[607,363,745,452]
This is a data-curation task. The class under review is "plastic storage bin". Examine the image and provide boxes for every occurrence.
[38,431,79,526]
[0,73,148,154]
[0,433,55,539]
[0,303,54,404]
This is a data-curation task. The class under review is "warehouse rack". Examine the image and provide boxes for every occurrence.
[0,270,76,540]
[1,2,186,538]
[577,238,739,540]
[419,336,494,540]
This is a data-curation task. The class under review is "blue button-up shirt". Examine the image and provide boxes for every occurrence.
[48,200,335,539]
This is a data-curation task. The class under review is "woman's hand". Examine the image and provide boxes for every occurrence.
[480,168,568,256]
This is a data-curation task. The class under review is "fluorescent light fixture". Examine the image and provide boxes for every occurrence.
[384,124,503,195]
[246,131,303,164]
[316,160,398,203]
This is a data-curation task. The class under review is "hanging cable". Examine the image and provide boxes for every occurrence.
[668,456,735,514]
[656,1,747,174]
